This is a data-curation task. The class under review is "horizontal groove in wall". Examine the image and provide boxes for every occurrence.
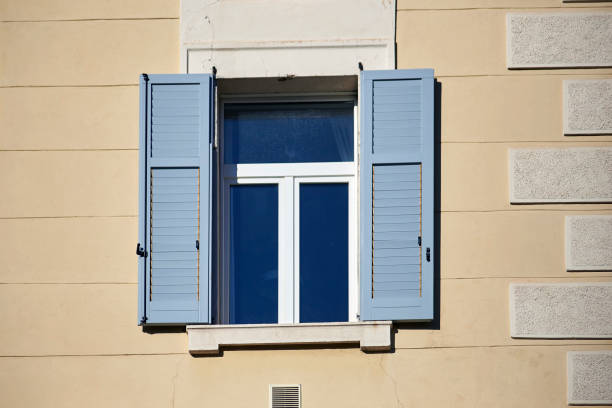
[1,17,179,23]
[2,73,612,89]
[0,84,138,88]
[440,141,612,147]
[0,148,138,152]
[4,142,612,152]
[398,6,611,11]
[3,143,612,153]
[0,282,137,285]
[0,343,610,358]
[5,276,612,285]
[441,208,612,213]
[0,352,186,358]
[1,209,612,221]
[0,149,138,153]
[442,275,612,280]
[441,140,612,144]
[0,215,137,220]
[436,73,612,79]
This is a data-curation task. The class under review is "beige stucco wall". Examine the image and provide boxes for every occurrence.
[1,1,611,407]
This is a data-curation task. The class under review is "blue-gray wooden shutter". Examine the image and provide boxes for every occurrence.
[359,69,434,321]
[138,74,214,325]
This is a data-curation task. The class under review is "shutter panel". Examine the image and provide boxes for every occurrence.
[138,74,214,325]
[359,69,434,321]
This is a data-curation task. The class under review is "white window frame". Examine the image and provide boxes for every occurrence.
[218,94,359,325]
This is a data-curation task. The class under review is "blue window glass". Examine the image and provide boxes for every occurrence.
[230,184,278,324]
[299,183,349,323]
[224,102,354,164]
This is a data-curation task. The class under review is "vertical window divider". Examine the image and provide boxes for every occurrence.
[292,177,301,324]
[278,176,295,324]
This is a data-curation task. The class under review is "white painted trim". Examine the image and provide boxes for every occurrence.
[224,162,356,178]
[187,321,392,355]
[279,176,295,324]
[219,96,358,324]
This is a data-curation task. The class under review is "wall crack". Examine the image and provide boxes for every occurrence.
[378,355,404,408]
[170,358,181,408]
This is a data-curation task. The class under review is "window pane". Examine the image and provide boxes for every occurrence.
[230,184,278,324]
[224,102,354,164]
[299,183,348,323]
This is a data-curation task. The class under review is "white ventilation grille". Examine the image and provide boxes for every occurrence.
[270,384,301,408]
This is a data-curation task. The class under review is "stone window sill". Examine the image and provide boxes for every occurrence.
[187,321,392,356]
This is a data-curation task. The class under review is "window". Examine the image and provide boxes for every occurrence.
[219,99,358,324]
[137,70,434,327]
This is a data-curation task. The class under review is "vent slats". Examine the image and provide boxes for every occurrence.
[270,385,301,408]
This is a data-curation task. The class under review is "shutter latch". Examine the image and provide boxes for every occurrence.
[136,243,148,258]
[417,236,422,247]
[196,240,200,250]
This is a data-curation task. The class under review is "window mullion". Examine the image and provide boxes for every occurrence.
[277,176,295,324]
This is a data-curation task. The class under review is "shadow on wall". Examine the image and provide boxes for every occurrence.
[394,80,442,338]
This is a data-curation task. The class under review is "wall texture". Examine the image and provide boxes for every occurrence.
[1,1,612,407]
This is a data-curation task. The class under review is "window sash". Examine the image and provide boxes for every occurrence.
[220,176,357,324]
[218,95,358,325]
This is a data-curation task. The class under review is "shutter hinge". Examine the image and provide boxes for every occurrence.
[417,236,422,247]
[141,73,149,82]
[358,62,364,71]
[136,243,148,258]
[140,316,148,325]
[426,247,431,262]
[196,240,200,250]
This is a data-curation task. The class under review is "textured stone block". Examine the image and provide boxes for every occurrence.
[566,216,612,271]
[507,13,612,68]
[510,283,612,338]
[568,351,612,405]
[509,148,612,203]
[564,80,612,135]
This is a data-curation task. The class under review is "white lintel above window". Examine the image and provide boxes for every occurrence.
[180,0,396,77]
